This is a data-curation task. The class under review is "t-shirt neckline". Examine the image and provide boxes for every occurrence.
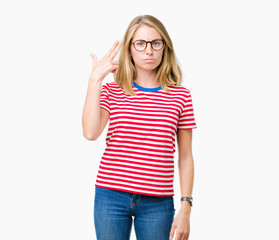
[132,81,162,92]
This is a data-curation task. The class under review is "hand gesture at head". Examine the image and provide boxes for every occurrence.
[89,40,122,82]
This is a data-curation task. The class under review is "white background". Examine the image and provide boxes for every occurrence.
[1,0,278,239]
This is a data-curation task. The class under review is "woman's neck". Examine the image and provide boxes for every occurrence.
[133,69,160,88]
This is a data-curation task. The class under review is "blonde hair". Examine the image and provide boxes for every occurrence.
[114,15,182,95]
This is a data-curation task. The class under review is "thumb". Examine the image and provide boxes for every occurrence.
[169,224,176,240]
[89,52,98,64]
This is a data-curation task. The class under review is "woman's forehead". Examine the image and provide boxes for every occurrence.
[132,25,161,41]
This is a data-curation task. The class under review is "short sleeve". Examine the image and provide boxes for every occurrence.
[177,91,197,130]
[100,83,110,114]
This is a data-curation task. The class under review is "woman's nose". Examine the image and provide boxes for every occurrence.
[145,42,153,54]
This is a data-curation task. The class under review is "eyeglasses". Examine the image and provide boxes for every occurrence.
[131,39,165,52]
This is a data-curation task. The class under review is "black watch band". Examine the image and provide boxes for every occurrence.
[181,196,193,206]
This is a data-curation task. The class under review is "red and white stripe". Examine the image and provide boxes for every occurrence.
[95,82,197,197]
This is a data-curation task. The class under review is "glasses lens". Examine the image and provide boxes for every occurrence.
[152,40,164,50]
[134,40,146,51]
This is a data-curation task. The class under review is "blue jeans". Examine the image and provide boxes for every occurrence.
[94,186,176,240]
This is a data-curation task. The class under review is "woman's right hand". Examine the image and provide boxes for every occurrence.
[89,40,122,82]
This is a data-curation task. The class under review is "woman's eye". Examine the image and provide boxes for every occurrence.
[136,42,144,46]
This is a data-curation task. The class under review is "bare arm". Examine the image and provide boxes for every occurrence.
[82,79,109,140]
[82,40,122,140]
[169,129,194,240]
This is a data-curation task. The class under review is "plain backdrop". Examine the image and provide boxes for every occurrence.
[1,0,278,239]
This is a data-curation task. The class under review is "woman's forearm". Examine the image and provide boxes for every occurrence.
[178,156,194,213]
[82,78,102,140]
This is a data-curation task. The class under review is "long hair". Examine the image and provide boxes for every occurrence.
[114,15,182,96]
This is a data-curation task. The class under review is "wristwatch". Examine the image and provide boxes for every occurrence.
[181,196,193,207]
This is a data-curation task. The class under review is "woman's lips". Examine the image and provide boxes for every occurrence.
[144,58,155,62]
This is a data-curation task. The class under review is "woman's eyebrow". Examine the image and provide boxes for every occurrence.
[133,38,163,41]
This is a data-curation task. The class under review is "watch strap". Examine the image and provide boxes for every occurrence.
[181,196,193,206]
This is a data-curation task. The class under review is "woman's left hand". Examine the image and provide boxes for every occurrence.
[169,210,191,240]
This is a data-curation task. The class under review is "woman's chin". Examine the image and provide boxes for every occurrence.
[138,64,159,72]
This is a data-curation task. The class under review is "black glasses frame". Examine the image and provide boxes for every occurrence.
[131,39,165,52]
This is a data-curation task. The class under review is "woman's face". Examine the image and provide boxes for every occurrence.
[130,24,164,72]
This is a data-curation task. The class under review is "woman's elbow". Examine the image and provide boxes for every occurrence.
[83,131,99,141]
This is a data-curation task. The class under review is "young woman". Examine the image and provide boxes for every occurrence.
[82,15,197,240]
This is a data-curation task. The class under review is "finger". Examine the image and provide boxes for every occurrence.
[174,232,181,240]
[109,40,122,60]
[111,60,119,65]
[169,225,175,240]
[89,52,98,64]
[110,64,119,73]
[105,41,119,58]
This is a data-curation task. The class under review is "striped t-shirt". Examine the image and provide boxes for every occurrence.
[95,81,197,197]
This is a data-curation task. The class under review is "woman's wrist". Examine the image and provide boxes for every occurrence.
[89,76,103,86]
[180,202,192,214]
